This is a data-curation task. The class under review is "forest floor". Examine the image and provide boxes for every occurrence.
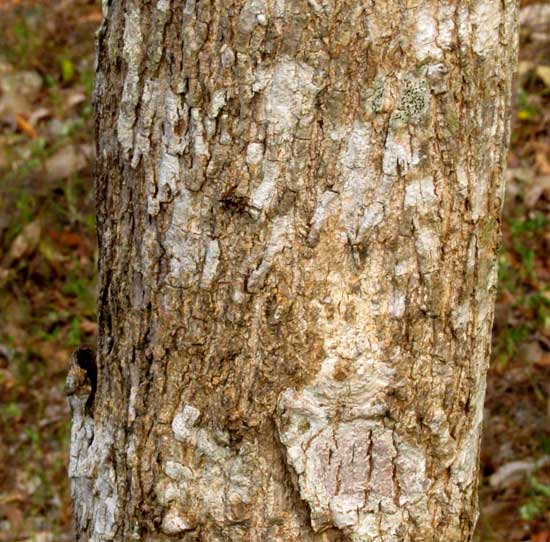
[0,1,548,541]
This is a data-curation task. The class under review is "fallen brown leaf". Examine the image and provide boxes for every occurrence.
[15,113,37,139]
[76,10,103,24]
[535,65,550,87]
[49,230,84,249]
[525,175,550,208]
[44,145,87,182]
[0,492,27,505]
[28,107,51,125]
[4,220,42,267]
[536,151,550,175]
[0,368,16,392]
[80,319,98,335]
[32,341,70,373]
[1,502,24,531]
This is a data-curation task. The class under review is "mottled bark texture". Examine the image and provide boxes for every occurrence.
[73,1,518,540]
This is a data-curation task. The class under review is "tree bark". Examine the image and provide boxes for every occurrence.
[70,1,518,540]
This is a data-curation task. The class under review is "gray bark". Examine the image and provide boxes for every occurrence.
[69,1,518,541]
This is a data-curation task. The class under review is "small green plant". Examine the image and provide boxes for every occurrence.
[15,351,31,383]
[523,290,550,331]
[540,436,550,455]
[59,57,75,84]
[497,249,517,293]
[67,317,82,347]
[63,271,96,316]
[517,88,540,121]
[24,425,41,453]
[494,324,530,365]
[0,402,23,422]
[519,474,550,521]
[80,67,95,98]
[508,212,546,280]
[8,19,40,66]
[509,212,546,235]
[36,326,61,342]
[15,190,37,224]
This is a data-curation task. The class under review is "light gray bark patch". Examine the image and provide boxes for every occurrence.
[248,58,321,219]
[338,121,379,243]
[472,0,502,56]
[382,121,412,176]
[247,215,293,292]
[164,188,202,288]
[156,0,170,11]
[146,86,189,214]
[404,176,436,213]
[414,224,442,275]
[131,78,159,168]
[357,202,385,241]
[162,404,257,532]
[248,160,280,219]
[307,190,339,247]
[200,238,221,289]
[209,89,226,118]
[413,3,454,62]
[264,60,318,134]
[239,0,268,34]
[68,397,120,542]
[246,142,265,165]
[306,0,334,16]
[116,2,144,157]
[276,355,430,539]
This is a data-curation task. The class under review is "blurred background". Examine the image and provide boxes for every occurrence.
[0,1,548,541]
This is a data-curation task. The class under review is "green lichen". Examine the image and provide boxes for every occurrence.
[388,75,430,129]
[445,108,460,134]
[389,108,409,129]
[370,76,386,113]
[399,76,430,124]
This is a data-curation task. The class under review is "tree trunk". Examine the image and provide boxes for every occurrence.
[70,1,518,540]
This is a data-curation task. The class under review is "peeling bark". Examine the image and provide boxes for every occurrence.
[73,1,518,540]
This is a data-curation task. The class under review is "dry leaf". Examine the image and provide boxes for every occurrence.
[28,107,51,125]
[44,145,87,182]
[49,230,84,248]
[535,65,550,88]
[1,502,24,531]
[0,368,16,392]
[0,70,42,122]
[535,152,550,175]
[4,220,42,266]
[15,113,37,139]
[525,175,550,208]
[0,268,14,287]
[519,61,534,77]
[518,341,544,364]
[32,341,70,373]
[77,11,103,24]
[80,319,98,335]
[520,4,550,42]
[38,238,67,273]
